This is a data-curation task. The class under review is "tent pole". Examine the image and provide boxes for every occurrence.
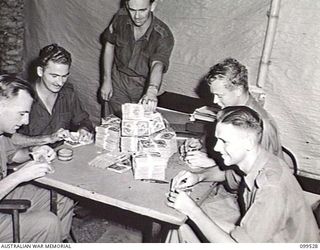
[256,0,281,88]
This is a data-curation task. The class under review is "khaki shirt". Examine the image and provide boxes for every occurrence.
[226,150,319,242]
[0,135,16,179]
[246,94,283,158]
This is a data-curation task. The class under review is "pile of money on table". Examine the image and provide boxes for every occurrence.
[95,115,121,152]
[121,104,177,181]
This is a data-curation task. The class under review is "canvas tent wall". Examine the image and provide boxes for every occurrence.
[23,0,320,179]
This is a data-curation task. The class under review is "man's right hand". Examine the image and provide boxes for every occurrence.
[179,138,203,158]
[100,81,113,101]
[16,161,53,183]
[50,128,70,143]
[171,170,200,191]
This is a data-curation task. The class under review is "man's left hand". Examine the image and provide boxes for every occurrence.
[78,128,93,143]
[167,189,198,217]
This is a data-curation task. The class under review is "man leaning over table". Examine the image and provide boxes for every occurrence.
[167,106,319,242]
[0,75,63,242]
[100,0,174,116]
[181,57,284,169]
[11,43,94,150]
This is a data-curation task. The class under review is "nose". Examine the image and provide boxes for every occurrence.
[22,113,29,125]
[57,77,64,86]
[214,139,222,153]
[134,11,140,19]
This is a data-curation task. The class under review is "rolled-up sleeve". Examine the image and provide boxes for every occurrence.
[70,92,94,133]
[150,32,174,73]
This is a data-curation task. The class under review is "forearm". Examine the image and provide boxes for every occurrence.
[103,42,115,83]
[188,205,235,243]
[11,133,52,148]
[197,167,226,183]
[147,61,164,92]
[0,172,23,200]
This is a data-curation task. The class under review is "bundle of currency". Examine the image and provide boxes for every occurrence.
[89,152,131,173]
[122,103,145,120]
[132,152,168,181]
[95,115,121,151]
[120,136,140,153]
[121,119,150,137]
[148,128,178,158]
[147,112,166,134]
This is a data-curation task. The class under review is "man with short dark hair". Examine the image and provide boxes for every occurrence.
[0,75,62,242]
[167,106,319,242]
[101,0,174,116]
[14,43,94,147]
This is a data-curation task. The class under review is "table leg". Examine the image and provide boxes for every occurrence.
[143,221,162,243]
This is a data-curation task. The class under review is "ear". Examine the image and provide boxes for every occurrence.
[151,0,158,12]
[235,86,243,97]
[37,66,43,77]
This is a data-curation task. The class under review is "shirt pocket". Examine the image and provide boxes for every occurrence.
[59,112,72,129]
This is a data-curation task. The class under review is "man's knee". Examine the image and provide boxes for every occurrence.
[21,211,62,242]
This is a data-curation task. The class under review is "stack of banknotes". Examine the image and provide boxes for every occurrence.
[132,152,169,181]
[138,128,177,158]
[95,115,121,152]
[121,104,165,137]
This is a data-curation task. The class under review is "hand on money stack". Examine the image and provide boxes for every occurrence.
[95,115,121,152]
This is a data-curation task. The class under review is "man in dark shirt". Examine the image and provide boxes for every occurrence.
[100,0,174,116]
[13,44,94,148]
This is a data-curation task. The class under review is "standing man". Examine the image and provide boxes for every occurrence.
[167,106,319,242]
[0,75,62,242]
[13,43,94,148]
[101,0,174,116]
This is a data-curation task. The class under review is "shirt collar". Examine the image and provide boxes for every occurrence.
[243,149,269,191]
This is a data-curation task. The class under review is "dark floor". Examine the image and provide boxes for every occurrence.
[69,201,144,243]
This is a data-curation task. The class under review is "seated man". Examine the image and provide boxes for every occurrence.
[0,75,64,242]
[167,106,319,242]
[181,58,283,169]
[12,43,94,149]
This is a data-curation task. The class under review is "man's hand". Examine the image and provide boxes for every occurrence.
[179,138,203,158]
[78,128,94,143]
[139,86,158,112]
[30,145,56,163]
[167,189,199,217]
[50,128,70,143]
[184,151,217,169]
[15,161,54,183]
[171,170,200,191]
[100,80,113,101]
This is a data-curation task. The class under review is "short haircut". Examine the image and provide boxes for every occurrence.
[217,106,263,142]
[38,44,72,68]
[205,57,248,91]
[0,74,35,100]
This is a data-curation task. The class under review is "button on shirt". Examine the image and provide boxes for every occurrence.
[104,8,174,78]
[19,83,94,137]
[226,150,319,242]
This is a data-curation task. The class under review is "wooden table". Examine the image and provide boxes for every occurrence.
[34,144,210,242]
[34,108,210,242]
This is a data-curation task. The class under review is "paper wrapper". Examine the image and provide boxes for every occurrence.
[132,153,168,181]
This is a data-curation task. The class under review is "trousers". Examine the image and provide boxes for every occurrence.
[108,67,146,117]
[0,183,74,242]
